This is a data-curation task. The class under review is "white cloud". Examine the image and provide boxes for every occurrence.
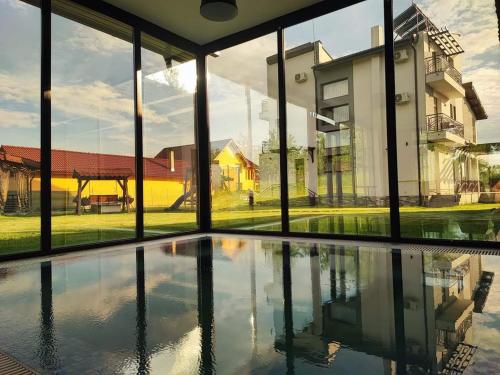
[52,80,164,129]
[65,24,131,55]
[3,0,31,11]
[0,108,38,128]
[0,72,38,104]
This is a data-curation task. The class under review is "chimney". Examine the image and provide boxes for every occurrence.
[170,150,175,172]
[371,25,384,47]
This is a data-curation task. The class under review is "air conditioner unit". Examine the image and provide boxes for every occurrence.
[395,92,410,104]
[394,49,409,63]
[295,72,307,83]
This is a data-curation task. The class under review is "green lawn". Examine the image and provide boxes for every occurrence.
[1,203,499,255]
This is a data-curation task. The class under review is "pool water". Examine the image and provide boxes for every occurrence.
[0,235,499,374]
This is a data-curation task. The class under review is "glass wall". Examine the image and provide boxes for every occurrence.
[1,0,499,258]
[141,33,198,235]
[207,34,282,231]
[0,0,41,255]
[51,0,135,247]
[284,0,390,236]
[394,0,500,242]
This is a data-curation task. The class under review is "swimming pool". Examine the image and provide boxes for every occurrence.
[0,235,499,374]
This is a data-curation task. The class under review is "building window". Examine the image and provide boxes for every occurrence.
[332,105,350,123]
[450,104,457,120]
[323,79,349,99]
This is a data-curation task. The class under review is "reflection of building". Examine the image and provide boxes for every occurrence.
[402,252,490,373]
[270,245,493,373]
[263,4,488,207]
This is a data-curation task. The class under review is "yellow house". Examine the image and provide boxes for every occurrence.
[0,145,193,213]
[1,139,257,214]
[156,139,258,194]
[211,139,258,193]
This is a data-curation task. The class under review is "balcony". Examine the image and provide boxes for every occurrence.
[425,56,465,99]
[426,113,465,145]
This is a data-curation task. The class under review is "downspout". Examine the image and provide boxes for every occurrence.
[410,34,423,206]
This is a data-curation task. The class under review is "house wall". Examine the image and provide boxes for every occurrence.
[352,54,389,200]
[28,177,186,212]
[394,44,422,199]
[213,146,255,192]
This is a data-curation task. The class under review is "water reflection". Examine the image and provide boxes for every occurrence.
[285,211,500,241]
[0,237,498,374]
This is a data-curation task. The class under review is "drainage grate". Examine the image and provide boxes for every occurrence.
[0,352,37,375]
[403,246,499,256]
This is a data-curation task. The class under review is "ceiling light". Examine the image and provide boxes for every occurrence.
[200,0,238,22]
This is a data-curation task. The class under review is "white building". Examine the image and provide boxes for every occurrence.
[262,4,488,207]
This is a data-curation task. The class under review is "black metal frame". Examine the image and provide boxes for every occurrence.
[40,0,52,253]
[195,0,499,251]
[277,29,290,233]
[383,0,401,241]
[2,0,499,263]
[195,56,212,232]
[133,29,144,240]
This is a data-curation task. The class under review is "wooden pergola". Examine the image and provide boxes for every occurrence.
[73,168,133,215]
[0,152,39,213]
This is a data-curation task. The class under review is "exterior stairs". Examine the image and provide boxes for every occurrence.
[428,194,458,207]
[3,193,30,213]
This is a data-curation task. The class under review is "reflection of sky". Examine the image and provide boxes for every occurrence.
[1,0,498,161]
[0,244,200,374]
[0,237,499,373]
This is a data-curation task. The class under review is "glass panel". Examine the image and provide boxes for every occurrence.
[141,33,198,235]
[395,1,500,242]
[51,0,135,247]
[284,0,390,236]
[207,33,282,231]
[0,0,41,255]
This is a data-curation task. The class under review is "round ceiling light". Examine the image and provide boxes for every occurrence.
[200,0,238,22]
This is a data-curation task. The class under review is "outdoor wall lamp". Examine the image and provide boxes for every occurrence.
[200,0,238,22]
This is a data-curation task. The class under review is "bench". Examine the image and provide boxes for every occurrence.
[89,194,122,213]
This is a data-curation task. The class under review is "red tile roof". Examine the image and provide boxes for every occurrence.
[0,145,189,180]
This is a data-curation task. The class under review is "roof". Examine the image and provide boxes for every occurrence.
[313,39,411,71]
[394,4,463,56]
[266,42,315,65]
[210,138,233,153]
[156,139,258,169]
[463,82,488,120]
[0,145,188,180]
[156,138,237,158]
[394,3,438,40]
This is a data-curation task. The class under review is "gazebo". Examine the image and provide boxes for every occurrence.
[72,168,133,215]
[0,151,39,213]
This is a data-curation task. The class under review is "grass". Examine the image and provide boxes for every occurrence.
[1,202,499,255]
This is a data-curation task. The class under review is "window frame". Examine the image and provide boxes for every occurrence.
[322,78,349,100]
[2,0,497,262]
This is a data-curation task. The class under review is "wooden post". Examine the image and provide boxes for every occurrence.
[76,177,82,215]
[124,178,130,213]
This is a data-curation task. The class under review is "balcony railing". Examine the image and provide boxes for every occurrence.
[427,113,464,138]
[425,55,462,85]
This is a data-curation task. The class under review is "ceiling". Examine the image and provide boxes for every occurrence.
[103,0,323,45]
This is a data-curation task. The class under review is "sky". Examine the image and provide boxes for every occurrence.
[0,0,498,161]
